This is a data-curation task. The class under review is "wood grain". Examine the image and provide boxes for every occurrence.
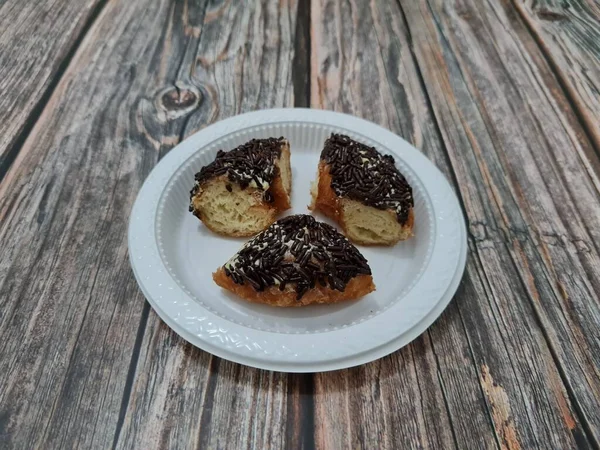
[311,1,494,448]
[1,0,599,448]
[0,0,295,447]
[398,0,600,445]
[0,0,193,443]
[312,0,600,448]
[0,0,107,176]
[512,0,600,149]
[114,1,302,449]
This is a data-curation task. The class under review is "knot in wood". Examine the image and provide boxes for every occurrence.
[162,86,199,110]
[156,83,201,120]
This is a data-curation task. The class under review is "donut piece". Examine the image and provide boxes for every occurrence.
[310,134,414,245]
[213,214,375,307]
[189,137,292,237]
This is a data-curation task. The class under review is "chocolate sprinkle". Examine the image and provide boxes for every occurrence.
[223,214,372,300]
[321,134,414,224]
[189,137,286,209]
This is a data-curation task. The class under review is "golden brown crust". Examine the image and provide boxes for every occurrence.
[213,267,375,307]
[404,206,415,231]
[312,161,340,220]
[311,161,414,245]
[270,146,292,211]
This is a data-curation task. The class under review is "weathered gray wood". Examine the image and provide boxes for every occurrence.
[0,0,209,447]
[1,0,600,448]
[0,0,106,175]
[0,0,302,447]
[114,1,301,449]
[311,1,494,448]
[398,0,600,446]
[512,0,600,150]
[114,320,295,450]
[312,0,600,448]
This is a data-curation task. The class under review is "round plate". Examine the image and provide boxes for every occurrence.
[128,109,467,372]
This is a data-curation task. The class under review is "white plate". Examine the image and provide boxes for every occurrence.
[129,109,467,372]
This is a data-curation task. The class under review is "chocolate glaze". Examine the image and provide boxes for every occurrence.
[189,137,286,210]
[321,134,414,224]
[224,214,372,300]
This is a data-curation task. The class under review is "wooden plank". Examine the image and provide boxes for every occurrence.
[0,0,214,447]
[311,1,495,448]
[115,321,297,450]
[397,0,600,446]
[1,1,598,449]
[312,0,600,447]
[0,0,106,176]
[512,0,600,149]
[114,1,302,449]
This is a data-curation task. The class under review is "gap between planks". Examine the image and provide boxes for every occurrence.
[291,1,317,448]
[111,302,151,450]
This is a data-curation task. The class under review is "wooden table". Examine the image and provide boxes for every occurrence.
[1,0,599,448]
